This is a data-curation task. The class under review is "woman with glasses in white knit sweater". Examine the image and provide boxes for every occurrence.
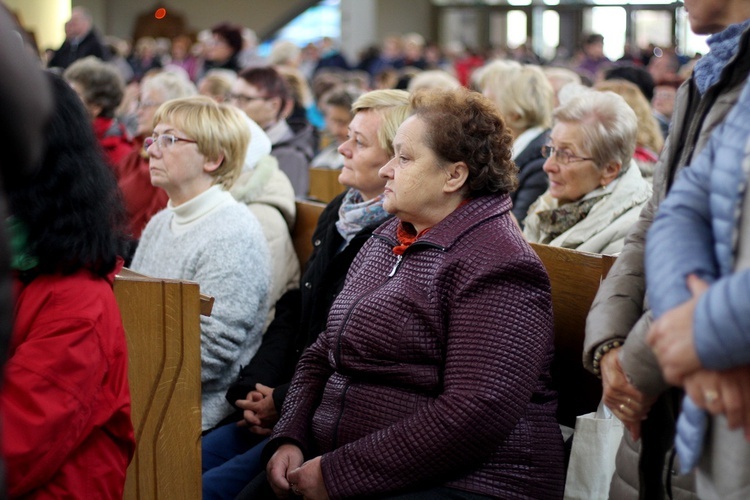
[131,96,271,430]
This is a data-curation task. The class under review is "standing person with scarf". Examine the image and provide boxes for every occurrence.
[202,89,411,500]
[584,1,750,497]
[523,89,651,254]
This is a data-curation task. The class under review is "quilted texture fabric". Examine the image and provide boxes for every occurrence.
[270,193,565,499]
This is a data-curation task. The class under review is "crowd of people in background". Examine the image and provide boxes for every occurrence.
[3,0,750,498]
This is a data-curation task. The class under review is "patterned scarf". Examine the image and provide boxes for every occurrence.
[535,194,607,243]
[693,20,750,95]
[335,189,390,244]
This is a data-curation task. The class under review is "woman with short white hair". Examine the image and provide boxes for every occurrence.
[523,89,652,254]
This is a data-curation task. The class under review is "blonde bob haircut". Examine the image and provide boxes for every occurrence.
[351,89,411,157]
[554,90,637,172]
[484,64,554,133]
[471,59,521,93]
[153,96,250,189]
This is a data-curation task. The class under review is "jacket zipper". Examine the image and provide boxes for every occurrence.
[329,236,445,448]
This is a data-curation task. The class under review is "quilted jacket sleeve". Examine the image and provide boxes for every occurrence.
[319,253,554,498]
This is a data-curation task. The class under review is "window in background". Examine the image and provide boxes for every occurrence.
[258,0,341,57]
[588,6,626,60]
[507,10,528,48]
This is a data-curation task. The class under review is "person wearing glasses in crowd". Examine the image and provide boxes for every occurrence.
[116,72,196,244]
[130,96,271,431]
[63,56,134,176]
[229,66,315,196]
[523,89,651,254]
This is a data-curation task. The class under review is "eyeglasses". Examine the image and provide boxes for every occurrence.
[144,134,198,150]
[227,93,271,105]
[541,144,595,165]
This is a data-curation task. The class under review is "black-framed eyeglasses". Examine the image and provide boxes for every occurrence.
[227,93,271,105]
[144,133,198,151]
[541,144,595,165]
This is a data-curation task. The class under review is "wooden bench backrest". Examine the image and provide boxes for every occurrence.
[530,243,616,427]
[308,167,347,203]
[293,199,327,269]
[114,273,203,499]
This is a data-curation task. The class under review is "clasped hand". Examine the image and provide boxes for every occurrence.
[267,444,329,499]
[235,383,278,435]
[646,274,708,386]
[600,347,655,441]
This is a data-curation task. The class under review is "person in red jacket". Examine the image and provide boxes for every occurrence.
[63,56,134,176]
[1,72,135,499]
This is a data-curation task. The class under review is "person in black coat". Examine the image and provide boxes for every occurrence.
[48,7,110,70]
[201,89,411,500]
[479,63,554,226]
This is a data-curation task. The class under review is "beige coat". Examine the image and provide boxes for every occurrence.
[523,161,651,255]
[584,27,750,498]
[230,155,300,330]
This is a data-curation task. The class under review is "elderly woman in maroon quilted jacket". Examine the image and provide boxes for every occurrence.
[265,88,566,499]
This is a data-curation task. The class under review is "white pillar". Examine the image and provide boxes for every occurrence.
[340,0,378,65]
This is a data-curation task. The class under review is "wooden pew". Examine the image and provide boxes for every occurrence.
[308,167,346,203]
[530,243,617,428]
[115,270,212,499]
[293,199,327,269]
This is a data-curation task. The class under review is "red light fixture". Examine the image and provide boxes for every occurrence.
[155,8,167,20]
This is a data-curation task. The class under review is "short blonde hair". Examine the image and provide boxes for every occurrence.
[483,64,553,132]
[141,72,197,101]
[594,79,664,154]
[407,70,460,93]
[199,69,236,101]
[269,40,301,67]
[153,96,250,189]
[471,59,521,92]
[554,90,637,170]
[351,89,411,157]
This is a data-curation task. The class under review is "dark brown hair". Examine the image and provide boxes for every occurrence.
[411,88,517,197]
[237,66,291,120]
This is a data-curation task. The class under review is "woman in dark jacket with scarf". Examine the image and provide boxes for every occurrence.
[265,88,565,499]
[478,63,553,226]
[201,89,411,500]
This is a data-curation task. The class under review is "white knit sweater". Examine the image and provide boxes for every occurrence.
[131,186,271,429]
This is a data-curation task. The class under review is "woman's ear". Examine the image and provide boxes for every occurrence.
[601,161,622,186]
[203,154,224,173]
[443,161,469,194]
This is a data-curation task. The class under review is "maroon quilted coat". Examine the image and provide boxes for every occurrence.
[270,193,565,499]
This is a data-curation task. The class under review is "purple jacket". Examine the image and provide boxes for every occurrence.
[270,194,565,499]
